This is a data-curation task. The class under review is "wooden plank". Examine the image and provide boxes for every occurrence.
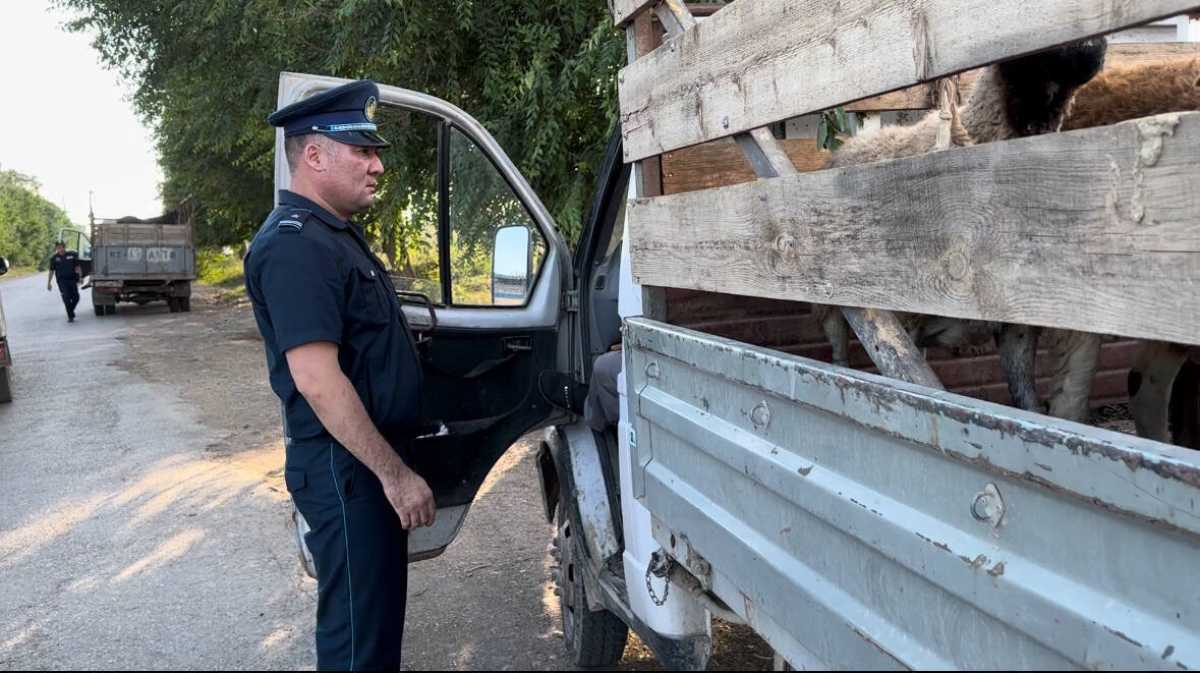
[662,138,830,194]
[629,112,1200,345]
[613,0,726,27]
[842,307,944,388]
[630,11,665,197]
[618,0,1200,161]
[844,85,936,112]
[732,124,943,386]
[611,0,656,27]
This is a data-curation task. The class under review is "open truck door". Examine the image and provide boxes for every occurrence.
[56,228,93,281]
[274,73,574,560]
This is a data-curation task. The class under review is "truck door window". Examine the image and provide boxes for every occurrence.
[446,126,546,306]
[364,106,443,303]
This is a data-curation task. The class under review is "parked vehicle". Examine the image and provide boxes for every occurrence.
[81,211,196,315]
[279,5,1200,666]
[0,255,12,403]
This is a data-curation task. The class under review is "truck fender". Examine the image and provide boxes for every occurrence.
[538,425,622,604]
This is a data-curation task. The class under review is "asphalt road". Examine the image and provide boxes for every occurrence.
[0,273,770,671]
[0,275,570,670]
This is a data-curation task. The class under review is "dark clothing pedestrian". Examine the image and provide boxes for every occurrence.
[49,250,81,321]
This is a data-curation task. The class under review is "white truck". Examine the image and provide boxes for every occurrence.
[279,3,1200,668]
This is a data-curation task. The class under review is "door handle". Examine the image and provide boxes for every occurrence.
[503,336,533,353]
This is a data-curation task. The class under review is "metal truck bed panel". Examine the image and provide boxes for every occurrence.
[95,245,194,278]
[94,222,191,246]
[92,222,195,279]
[625,317,1199,670]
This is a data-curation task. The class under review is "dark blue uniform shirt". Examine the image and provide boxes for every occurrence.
[244,190,423,451]
[50,252,80,283]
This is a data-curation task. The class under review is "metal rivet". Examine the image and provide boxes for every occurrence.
[971,483,1005,527]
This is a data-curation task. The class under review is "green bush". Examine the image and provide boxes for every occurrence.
[196,247,245,288]
[0,170,71,269]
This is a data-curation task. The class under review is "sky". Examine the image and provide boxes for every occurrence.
[0,1,163,224]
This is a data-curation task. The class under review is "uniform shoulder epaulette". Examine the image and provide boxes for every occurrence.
[275,208,312,233]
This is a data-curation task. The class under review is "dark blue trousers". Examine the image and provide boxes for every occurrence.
[58,281,79,319]
[286,441,408,671]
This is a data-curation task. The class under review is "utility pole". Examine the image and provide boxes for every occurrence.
[88,190,95,228]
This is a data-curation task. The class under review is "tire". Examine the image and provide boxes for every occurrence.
[105,304,117,316]
[0,367,11,403]
[168,298,179,313]
[180,296,191,312]
[553,490,628,668]
[94,304,105,317]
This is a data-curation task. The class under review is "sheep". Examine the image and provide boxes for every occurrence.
[813,38,1109,419]
[1064,56,1200,131]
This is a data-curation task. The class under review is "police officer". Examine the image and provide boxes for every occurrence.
[245,80,434,671]
[47,241,82,322]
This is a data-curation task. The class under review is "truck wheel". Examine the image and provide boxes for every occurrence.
[94,304,105,317]
[180,296,191,312]
[0,367,11,403]
[168,298,179,313]
[553,490,628,668]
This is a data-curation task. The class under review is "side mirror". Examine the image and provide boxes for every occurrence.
[0,257,9,277]
[491,226,532,305]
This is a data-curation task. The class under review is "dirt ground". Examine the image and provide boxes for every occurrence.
[111,284,775,670]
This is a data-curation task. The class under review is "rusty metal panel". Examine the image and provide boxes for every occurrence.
[625,317,1200,670]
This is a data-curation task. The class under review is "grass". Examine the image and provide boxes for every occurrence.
[196,247,247,302]
[2,266,42,281]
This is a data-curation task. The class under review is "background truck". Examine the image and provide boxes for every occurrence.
[279,4,1200,666]
[0,255,11,403]
[87,205,196,315]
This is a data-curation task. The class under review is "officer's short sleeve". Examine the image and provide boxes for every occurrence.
[254,235,345,353]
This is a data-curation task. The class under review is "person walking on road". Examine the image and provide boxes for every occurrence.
[47,241,81,322]
[245,79,433,671]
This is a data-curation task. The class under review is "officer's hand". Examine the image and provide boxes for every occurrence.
[384,469,436,530]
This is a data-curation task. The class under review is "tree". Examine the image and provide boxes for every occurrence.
[0,169,73,268]
[57,0,625,254]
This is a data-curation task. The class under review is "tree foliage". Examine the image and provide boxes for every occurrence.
[0,170,73,269]
[57,0,625,253]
